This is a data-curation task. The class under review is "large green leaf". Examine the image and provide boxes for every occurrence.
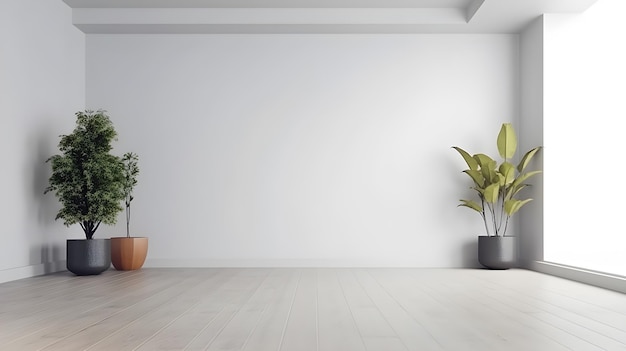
[496,172,506,186]
[472,186,485,197]
[510,170,542,191]
[497,123,517,160]
[474,154,498,185]
[458,199,483,213]
[499,162,516,185]
[452,147,478,170]
[484,183,500,204]
[506,183,529,200]
[473,153,494,169]
[517,146,541,172]
[487,169,500,187]
[504,198,533,216]
[463,170,485,188]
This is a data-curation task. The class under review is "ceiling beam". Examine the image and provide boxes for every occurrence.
[63,0,598,34]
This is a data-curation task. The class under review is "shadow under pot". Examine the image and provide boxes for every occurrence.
[66,238,111,276]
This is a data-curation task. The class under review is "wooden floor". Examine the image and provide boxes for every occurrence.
[1,268,625,351]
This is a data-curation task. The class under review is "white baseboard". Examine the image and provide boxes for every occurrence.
[530,261,626,294]
[0,261,66,284]
[143,258,445,268]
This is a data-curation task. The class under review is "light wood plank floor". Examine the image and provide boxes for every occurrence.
[1,268,625,351]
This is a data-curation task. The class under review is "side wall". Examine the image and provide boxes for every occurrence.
[519,17,544,267]
[0,0,85,283]
[87,34,520,267]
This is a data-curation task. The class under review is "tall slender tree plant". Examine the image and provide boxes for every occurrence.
[122,152,139,238]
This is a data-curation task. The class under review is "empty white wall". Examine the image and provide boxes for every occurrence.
[0,0,85,282]
[87,34,518,267]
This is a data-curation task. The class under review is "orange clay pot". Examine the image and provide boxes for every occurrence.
[110,237,148,270]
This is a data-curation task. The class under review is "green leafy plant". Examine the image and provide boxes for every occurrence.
[122,152,139,238]
[45,110,125,239]
[452,123,541,237]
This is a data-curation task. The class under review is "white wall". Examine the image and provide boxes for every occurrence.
[87,34,519,267]
[0,0,85,282]
[519,17,545,267]
[543,0,626,276]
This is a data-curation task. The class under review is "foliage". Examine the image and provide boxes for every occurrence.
[452,123,541,237]
[45,110,125,239]
[122,152,139,238]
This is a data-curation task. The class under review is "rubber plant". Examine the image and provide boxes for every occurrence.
[452,123,541,237]
[45,110,125,239]
[122,152,139,238]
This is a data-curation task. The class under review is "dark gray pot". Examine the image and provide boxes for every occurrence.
[66,239,111,276]
[478,236,518,270]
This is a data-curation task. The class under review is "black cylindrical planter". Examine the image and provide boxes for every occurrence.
[478,236,518,270]
[67,239,111,276]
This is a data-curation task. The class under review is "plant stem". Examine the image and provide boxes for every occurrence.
[93,221,101,237]
[497,192,506,234]
[481,212,490,236]
[488,202,498,236]
[503,216,510,237]
[480,197,490,236]
[126,204,130,238]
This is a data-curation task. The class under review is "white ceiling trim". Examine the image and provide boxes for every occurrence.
[73,8,468,25]
[63,0,473,9]
[63,0,598,34]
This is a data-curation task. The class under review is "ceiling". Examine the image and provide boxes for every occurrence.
[62,0,598,34]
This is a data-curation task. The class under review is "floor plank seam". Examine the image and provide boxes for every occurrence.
[356,269,412,351]
[1,272,192,348]
[367,269,444,350]
[276,269,302,351]
[336,269,369,351]
[198,269,272,351]
[74,270,223,350]
[131,300,204,351]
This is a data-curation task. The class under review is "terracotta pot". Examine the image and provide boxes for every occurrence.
[110,237,148,270]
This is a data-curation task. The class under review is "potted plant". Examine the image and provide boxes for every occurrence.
[111,152,149,270]
[453,123,541,269]
[45,110,125,275]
